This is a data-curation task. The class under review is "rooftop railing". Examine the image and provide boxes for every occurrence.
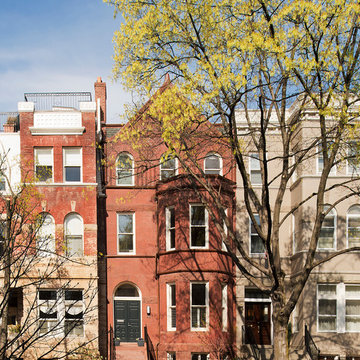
[24,92,92,111]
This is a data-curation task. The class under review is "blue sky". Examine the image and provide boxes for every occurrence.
[0,0,130,123]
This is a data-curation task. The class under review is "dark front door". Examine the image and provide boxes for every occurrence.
[245,302,271,345]
[114,300,141,342]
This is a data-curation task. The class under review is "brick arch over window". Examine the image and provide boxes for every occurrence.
[64,213,83,257]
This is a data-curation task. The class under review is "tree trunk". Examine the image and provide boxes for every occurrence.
[272,317,289,360]
[0,200,11,360]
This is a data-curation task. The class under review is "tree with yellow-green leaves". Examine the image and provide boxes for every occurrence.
[106,0,360,358]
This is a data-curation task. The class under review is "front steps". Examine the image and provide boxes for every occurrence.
[115,343,147,360]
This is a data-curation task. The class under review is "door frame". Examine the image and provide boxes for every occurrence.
[244,291,272,345]
[113,282,142,341]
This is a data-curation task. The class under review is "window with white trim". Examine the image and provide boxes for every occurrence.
[63,147,82,182]
[222,208,228,251]
[318,205,336,250]
[116,152,134,186]
[191,354,209,360]
[160,154,177,180]
[347,205,360,248]
[167,353,176,360]
[37,213,55,257]
[167,283,176,331]
[222,284,228,331]
[250,214,264,254]
[0,176,6,191]
[64,290,84,336]
[166,207,175,250]
[347,142,360,175]
[317,143,336,175]
[117,213,135,253]
[190,205,208,248]
[64,213,83,257]
[204,153,222,175]
[38,289,84,337]
[191,282,208,330]
[318,283,360,332]
[34,147,53,182]
[249,153,261,184]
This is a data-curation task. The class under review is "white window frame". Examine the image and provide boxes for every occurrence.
[222,284,228,331]
[190,204,209,249]
[37,213,55,257]
[347,142,360,175]
[160,155,178,180]
[166,207,175,251]
[63,147,82,183]
[249,153,261,185]
[191,354,210,360]
[347,205,360,248]
[64,213,84,257]
[116,152,134,186]
[167,283,176,331]
[191,282,209,331]
[34,147,53,183]
[167,352,176,360]
[117,213,135,254]
[250,214,265,255]
[317,144,336,175]
[38,289,84,337]
[222,209,228,251]
[64,289,84,337]
[204,152,222,175]
[318,205,336,251]
[317,283,360,333]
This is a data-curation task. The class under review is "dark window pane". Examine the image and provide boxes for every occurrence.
[192,284,205,305]
[65,290,82,301]
[118,234,133,251]
[191,206,205,225]
[40,310,57,319]
[65,167,80,182]
[191,228,205,247]
[170,229,175,249]
[39,290,57,301]
[36,166,52,182]
[115,284,139,297]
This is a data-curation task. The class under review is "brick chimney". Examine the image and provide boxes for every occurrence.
[94,77,107,125]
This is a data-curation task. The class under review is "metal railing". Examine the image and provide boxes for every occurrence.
[0,112,18,132]
[144,326,156,360]
[109,325,116,360]
[24,92,92,111]
[242,325,260,360]
[305,324,320,360]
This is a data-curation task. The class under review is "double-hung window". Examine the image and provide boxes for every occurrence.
[35,148,53,182]
[116,153,134,185]
[38,290,58,335]
[37,213,55,257]
[204,153,222,175]
[64,290,84,336]
[249,153,261,185]
[190,205,208,248]
[347,142,360,175]
[167,283,176,331]
[347,205,360,247]
[117,213,135,253]
[318,283,360,332]
[250,214,264,254]
[191,283,208,330]
[38,289,84,337]
[63,148,82,182]
[222,284,228,331]
[64,213,83,257]
[160,155,177,180]
[167,353,176,360]
[191,354,209,360]
[166,207,175,250]
[318,206,336,250]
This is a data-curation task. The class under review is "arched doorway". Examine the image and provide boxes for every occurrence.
[113,283,141,342]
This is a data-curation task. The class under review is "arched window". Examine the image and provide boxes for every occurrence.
[37,213,55,256]
[160,154,177,180]
[64,213,83,257]
[116,153,134,186]
[204,153,222,175]
[115,283,140,298]
[318,205,336,250]
[347,205,360,248]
